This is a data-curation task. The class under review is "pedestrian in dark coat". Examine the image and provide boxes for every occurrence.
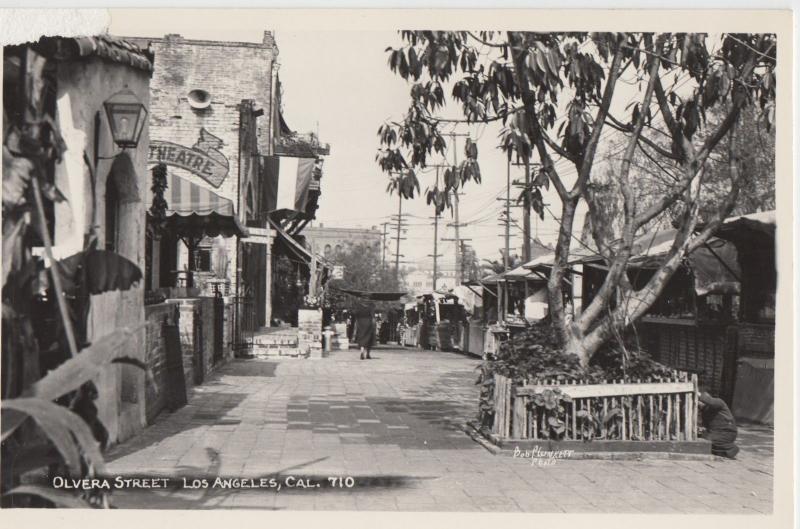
[353,306,376,360]
[699,391,739,458]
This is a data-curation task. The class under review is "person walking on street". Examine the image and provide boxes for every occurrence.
[353,305,376,360]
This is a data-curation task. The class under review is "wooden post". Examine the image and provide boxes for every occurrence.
[540,404,546,437]
[648,395,654,441]
[691,373,699,440]
[492,374,506,435]
[637,395,643,440]
[571,390,577,441]
[676,393,682,440]
[666,394,672,441]
[528,407,533,438]
[684,391,690,441]
[512,394,527,439]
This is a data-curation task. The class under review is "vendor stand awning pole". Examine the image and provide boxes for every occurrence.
[702,241,742,283]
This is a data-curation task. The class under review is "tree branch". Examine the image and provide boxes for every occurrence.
[506,32,570,201]
[578,33,664,333]
[541,128,580,163]
[604,113,681,161]
[466,31,506,48]
[570,36,626,199]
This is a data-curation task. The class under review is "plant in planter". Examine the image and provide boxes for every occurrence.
[475,361,495,430]
[302,294,321,310]
[528,388,572,439]
[575,406,624,440]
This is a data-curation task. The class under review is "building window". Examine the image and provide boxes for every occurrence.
[194,245,213,272]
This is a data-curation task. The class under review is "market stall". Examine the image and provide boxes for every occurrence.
[415,292,467,352]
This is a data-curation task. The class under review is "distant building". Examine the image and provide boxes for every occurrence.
[404,267,459,297]
[302,224,382,260]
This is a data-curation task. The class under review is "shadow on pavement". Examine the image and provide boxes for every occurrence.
[215,360,279,378]
[106,390,250,460]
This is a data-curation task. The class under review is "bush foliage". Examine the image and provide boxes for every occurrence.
[476,321,675,430]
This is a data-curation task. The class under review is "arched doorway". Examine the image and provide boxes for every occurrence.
[104,154,141,260]
[101,153,142,406]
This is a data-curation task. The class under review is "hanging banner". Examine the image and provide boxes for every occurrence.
[148,128,230,188]
[262,155,317,213]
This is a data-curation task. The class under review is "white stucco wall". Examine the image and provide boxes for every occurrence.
[53,56,151,444]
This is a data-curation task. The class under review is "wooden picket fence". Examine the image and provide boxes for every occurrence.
[491,372,699,442]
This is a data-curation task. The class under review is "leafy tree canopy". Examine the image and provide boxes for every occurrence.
[378,31,776,364]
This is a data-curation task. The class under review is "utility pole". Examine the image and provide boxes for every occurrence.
[510,160,531,262]
[393,191,403,282]
[442,233,473,281]
[523,160,531,262]
[380,221,390,271]
[505,159,511,271]
[510,160,541,262]
[429,213,441,291]
[427,166,445,291]
[448,131,470,284]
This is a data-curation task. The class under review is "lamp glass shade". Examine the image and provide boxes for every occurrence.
[104,89,148,149]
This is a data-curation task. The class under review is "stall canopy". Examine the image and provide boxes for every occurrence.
[476,273,503,285]
[268,218,329,272]
[147,171,249,239]
[705,210,776,247]
[521,246,596,273]
[578,228,742,297]
[331,287,407,301]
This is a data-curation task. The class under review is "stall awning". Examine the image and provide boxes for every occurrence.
[522,246,595,271]
[705,210,776,247]
[147,172,248,238]
[332,287,407,301]
[578,228,742,297]
[268,219,329,271]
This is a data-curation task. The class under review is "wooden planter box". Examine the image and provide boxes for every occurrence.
[485,373,709,456]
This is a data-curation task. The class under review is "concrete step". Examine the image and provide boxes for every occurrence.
[252,329,299,347]
[251,346,306,358]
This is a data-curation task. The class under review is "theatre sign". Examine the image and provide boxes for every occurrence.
[148,128,230,188]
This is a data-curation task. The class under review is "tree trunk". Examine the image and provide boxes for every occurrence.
[562,321,591,366]
[548,199,578,349]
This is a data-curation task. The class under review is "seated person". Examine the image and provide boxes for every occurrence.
[698,389,739,459]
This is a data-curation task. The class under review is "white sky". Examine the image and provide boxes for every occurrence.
[109,15,707,267]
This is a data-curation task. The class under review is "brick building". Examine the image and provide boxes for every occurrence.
[302,224,382,260]
[128,32,279,302]
[131,31,330,343]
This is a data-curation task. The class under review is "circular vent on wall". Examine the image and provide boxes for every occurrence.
[187,89,211,110]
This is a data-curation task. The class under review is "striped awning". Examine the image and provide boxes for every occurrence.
[147,172,248,239]
[268,219,329,271]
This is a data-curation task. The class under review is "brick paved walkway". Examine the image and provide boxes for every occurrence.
[106,346,773,512]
